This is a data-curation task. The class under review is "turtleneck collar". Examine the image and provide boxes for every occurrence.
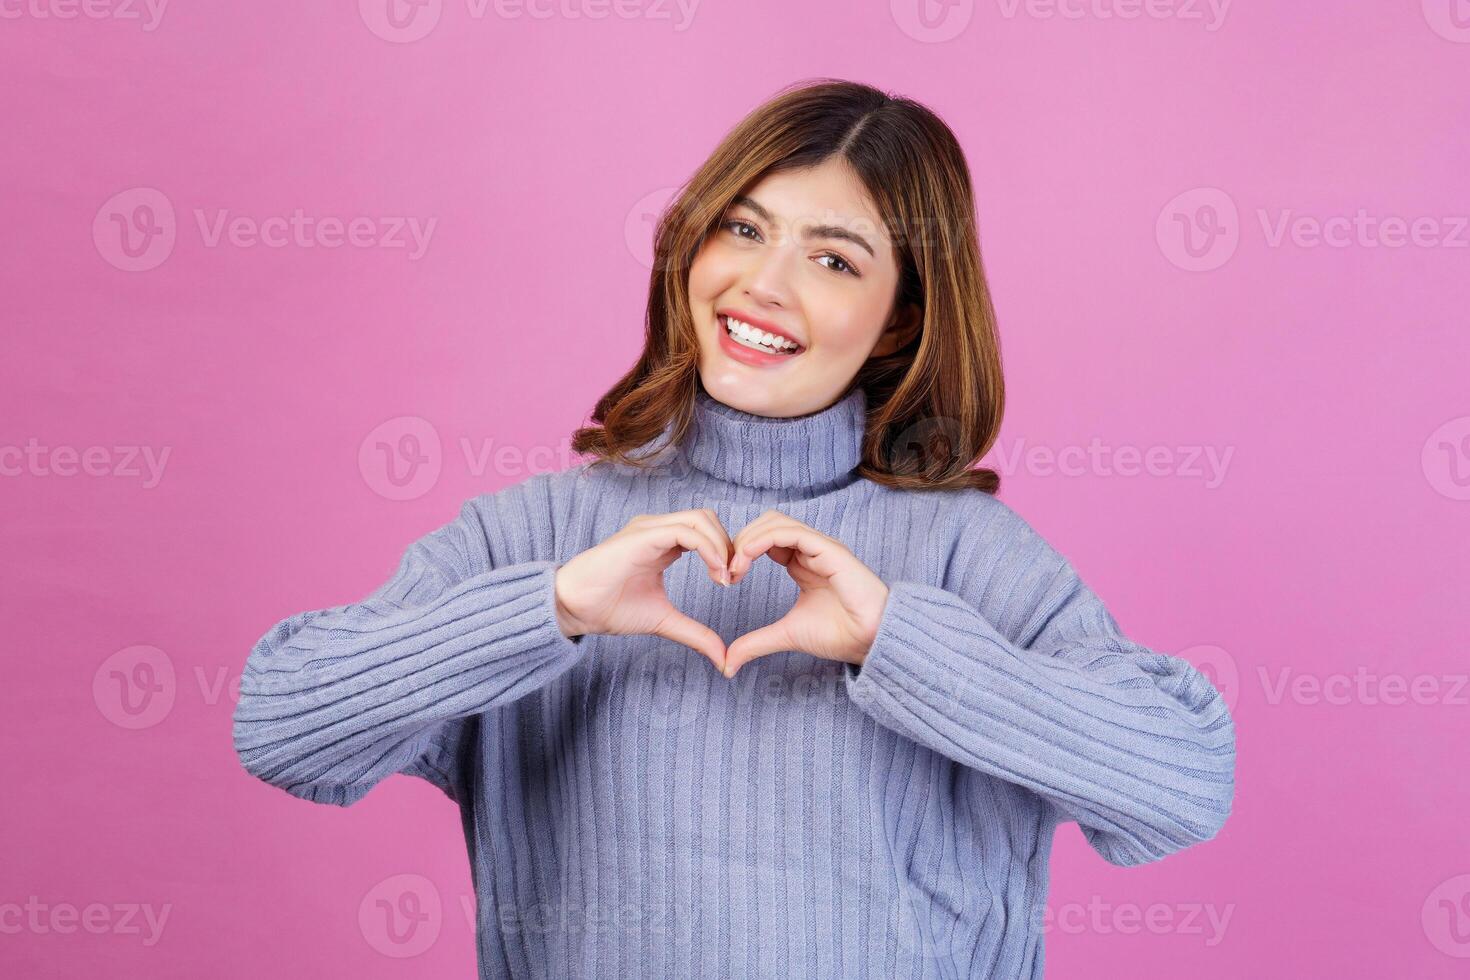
[677,383,868,493]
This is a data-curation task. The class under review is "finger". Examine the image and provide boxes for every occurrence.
[685,509,735,583]
[728,511,796,579]
[700,508,736,568]
[661,514,735,581]
[729,517,823,578]
[766,545,796,567]
[654,509,732,563]
[637,518,729,584]
[733,525,846,581]
[650,607,727,674]
[724,617,796,678]
[658,510,733,577]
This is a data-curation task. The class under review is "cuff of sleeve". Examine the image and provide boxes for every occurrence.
[842,580,1004,718]
[548,560,584,645]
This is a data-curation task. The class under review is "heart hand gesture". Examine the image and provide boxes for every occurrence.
[553,508,889,679]
[553,509,733,672]
[722,510,889,678]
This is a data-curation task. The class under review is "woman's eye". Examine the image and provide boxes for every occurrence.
[818,253,859,277]
[722,219,858,277]
[723,219,760,241]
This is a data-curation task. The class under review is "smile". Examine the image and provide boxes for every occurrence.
[718,314,804,357]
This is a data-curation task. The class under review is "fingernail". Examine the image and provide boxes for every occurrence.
[722,567,729,586]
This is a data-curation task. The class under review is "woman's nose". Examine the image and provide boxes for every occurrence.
[741,245,798,307]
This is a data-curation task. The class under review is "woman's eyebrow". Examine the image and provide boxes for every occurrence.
[732,195,876,258]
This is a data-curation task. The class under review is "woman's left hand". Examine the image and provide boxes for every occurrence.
[722,510,890,678]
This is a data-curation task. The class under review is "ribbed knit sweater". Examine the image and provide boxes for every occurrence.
[232,384,1236,979]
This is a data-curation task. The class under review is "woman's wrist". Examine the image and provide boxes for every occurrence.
[553,566,587,640]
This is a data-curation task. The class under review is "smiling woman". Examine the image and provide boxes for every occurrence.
[233,78,1236,980]
[573,78,1006,491]
[693,162,910,399]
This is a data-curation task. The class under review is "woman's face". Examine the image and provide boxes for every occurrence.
[687,157,918,418]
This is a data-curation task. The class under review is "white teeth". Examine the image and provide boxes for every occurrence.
[722,315,799,354]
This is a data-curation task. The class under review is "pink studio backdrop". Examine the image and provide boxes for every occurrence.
[4,2,1468,977]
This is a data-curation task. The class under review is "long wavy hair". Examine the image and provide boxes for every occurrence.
[571,78,1005,493]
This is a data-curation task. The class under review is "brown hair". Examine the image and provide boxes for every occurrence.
[571,77,1005,493]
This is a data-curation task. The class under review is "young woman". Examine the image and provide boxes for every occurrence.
[233,79,1236,979]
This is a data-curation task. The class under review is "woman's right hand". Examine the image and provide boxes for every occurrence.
[553,509,732,672]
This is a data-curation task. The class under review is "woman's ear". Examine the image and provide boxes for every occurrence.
[871,303,922,357]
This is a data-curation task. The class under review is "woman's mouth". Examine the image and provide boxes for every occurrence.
[717,313,805,365]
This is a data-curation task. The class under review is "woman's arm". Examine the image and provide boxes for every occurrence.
[231,486,585,807]
[843,496,1236,867]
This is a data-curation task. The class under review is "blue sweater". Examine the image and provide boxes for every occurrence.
[232,384,1236,978]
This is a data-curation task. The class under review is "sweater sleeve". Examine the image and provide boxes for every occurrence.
[842,496,1236,867]
[231,490,586,808]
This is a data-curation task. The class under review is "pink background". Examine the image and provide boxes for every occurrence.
[4,1,1469,976]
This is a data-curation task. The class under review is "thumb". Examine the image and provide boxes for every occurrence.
[724,617,795,678]
[650,608,727,674]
